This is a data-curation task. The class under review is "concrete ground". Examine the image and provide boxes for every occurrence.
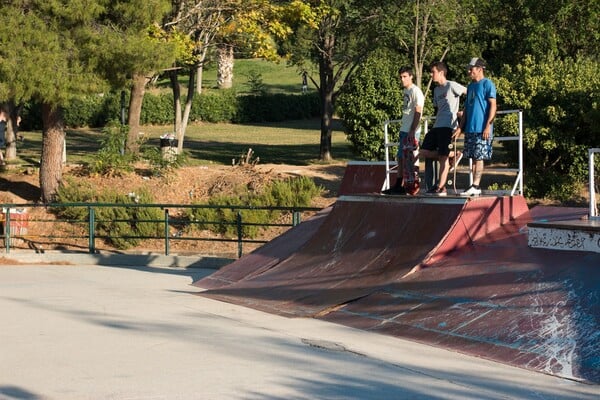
[0,263,598,400]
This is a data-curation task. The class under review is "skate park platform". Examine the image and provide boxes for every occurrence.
[194,189,600,384]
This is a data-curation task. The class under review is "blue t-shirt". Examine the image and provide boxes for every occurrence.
[464,78,496,134]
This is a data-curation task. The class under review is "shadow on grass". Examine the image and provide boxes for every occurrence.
[181,140,352,166]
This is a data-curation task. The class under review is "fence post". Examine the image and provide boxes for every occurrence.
[164,209,170,256]
[88,206,95,254]
[292,210,301,226]
[236,211,243,258]
[5,210,10,254]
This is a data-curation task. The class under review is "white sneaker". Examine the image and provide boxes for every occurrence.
[460,185,481,197]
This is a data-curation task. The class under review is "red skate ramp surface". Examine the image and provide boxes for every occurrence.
[338,161,390,195]
[195,195,529,318]
[195,195,600,383]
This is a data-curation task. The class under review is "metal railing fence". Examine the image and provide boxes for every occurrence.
[0,203,322,258]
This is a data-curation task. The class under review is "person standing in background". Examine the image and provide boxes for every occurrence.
[419,61,466,196]
[382,66,425,195]
[453,57,497,196]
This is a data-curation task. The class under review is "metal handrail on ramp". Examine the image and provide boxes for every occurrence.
[383,109,524,195]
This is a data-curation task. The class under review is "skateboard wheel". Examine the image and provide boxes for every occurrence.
[447,180,453,185]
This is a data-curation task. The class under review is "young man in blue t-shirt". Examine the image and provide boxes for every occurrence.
[452,58,497,196]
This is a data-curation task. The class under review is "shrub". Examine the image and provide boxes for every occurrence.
[186,175,322,239]
[495,54,600,199]
[54,181,164,249]
[90,122,136,177]
[337,50,404,160]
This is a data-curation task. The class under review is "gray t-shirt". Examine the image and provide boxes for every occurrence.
[433,80,466,128]
[400,84,425,133]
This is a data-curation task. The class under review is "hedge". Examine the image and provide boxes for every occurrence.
[20,90,320,130]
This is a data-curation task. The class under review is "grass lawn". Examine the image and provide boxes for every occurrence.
[154,58,313,95]
[15,118,354,167]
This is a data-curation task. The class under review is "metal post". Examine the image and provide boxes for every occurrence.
[5,210,10,254]
[164,209,170,256]
[236,211,243,258]
[292,211,300,226]
[383,121,391,190]
[518,110,524,195]
[590,149,599,219]
[88,207,95,253]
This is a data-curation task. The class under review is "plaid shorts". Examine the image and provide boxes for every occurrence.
[463,132,493,161]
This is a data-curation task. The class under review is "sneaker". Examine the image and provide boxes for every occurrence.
[449,151,463,172]
[432,186,447,196]
[382,185,407,195]
[460,185,481,197]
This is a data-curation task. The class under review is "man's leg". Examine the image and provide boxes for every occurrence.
[437,155,450,189]
[424,159,438,190]
[419,148,439,190]
[472,159,484,186]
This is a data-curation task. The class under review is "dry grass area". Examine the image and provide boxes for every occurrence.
[0,162,346,257]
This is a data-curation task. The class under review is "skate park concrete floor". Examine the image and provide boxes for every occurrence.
[0,261,598,400]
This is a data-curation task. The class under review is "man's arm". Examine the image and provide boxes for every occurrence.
[452,109,465,139]
[482,98,497,140]
[409,105,422,139]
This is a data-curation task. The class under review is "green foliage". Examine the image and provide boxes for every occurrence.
[46,89,320,127]
[496,54,600,199]
[54,181,163,249]
[244,70,267,95]
[337,50,403,160]
[91,122,136,176]
[192,90,239,123]
[141,92,174,125]
[235,92,320,123]
[141,144,186,178]
[186,175,322,239]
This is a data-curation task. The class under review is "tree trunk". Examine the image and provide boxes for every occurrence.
[127,73,150,154]
[318,31,336,161]
[196,64,203,94]
[170,70,182,138]
[319,85,334,162]
[178,68,196,153]
[39,103,65,203]
[216,44,234,89]
[4,102,21,161]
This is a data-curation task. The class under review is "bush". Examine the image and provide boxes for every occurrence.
[495,54,600,199]
[90,122,136,177]
[337,50,405,160]
[23,89,320,128]
[186,175,322,239]
[54,181,163,249]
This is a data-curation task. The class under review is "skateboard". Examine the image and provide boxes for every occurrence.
[447,136,462,194]
[402,135,420,195]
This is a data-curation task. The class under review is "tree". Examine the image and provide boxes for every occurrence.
[96,0,176,153]
[337,50,403,160]
[0,1,174,201]
[213,0,292,89]
[495,57,600,200]
[0,1,107,202]
[283,0,389,161]
[163,0,291,153]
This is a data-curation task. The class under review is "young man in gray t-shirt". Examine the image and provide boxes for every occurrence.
[419,61,466,196]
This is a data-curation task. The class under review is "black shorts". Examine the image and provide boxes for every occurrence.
[420,127,453,156]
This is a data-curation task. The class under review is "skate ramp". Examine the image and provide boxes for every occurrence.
[338,161,391,195]
[194,196,599,383]
[320,204,600,383]
[195,195,529,317]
